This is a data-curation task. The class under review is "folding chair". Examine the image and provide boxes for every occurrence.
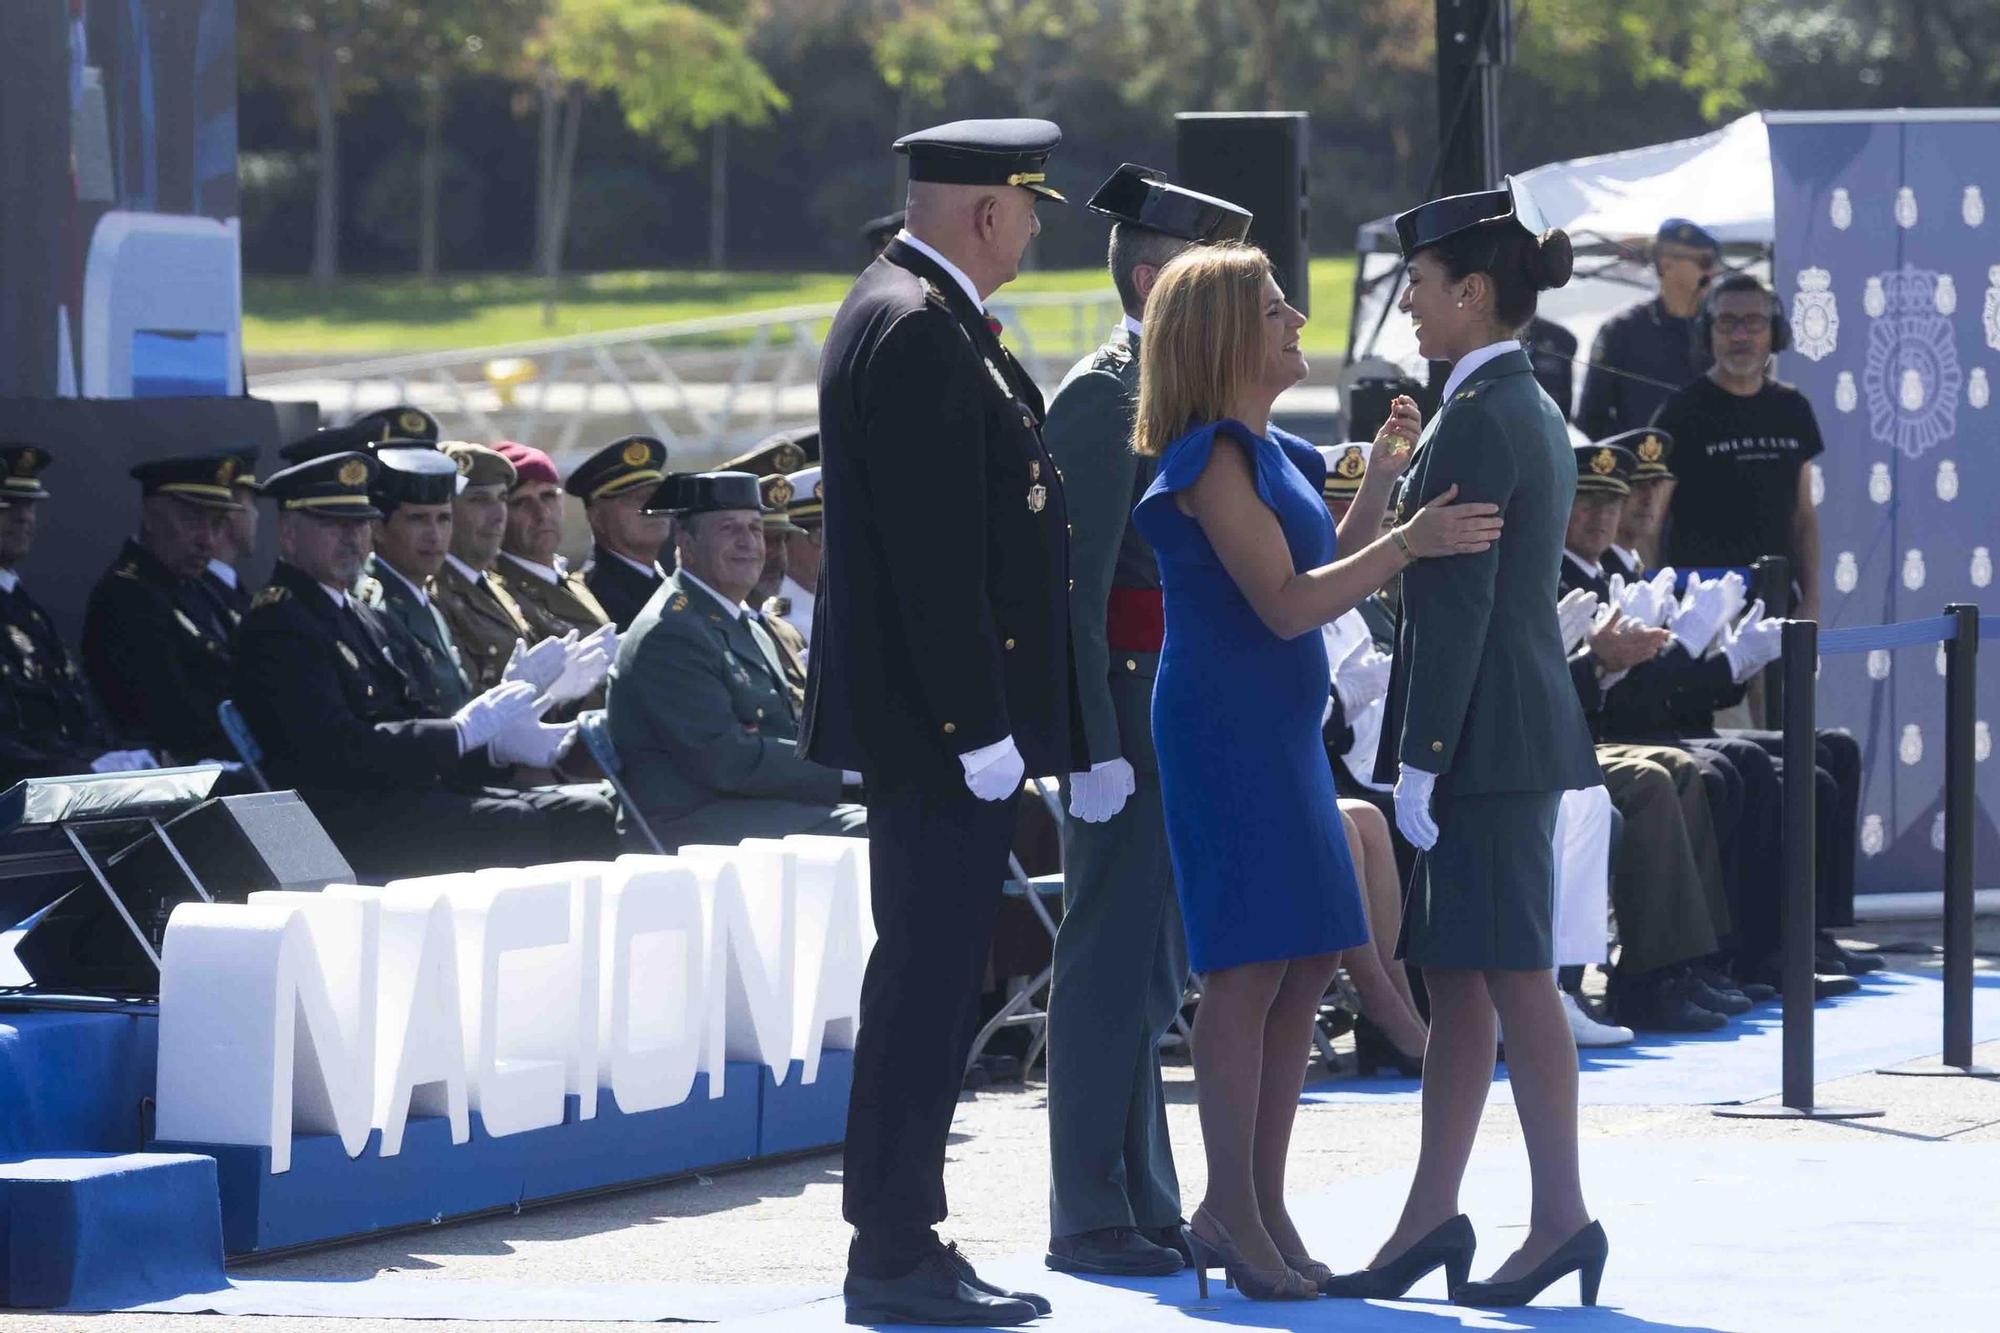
[575,708,666,854]
[215,699,271,791]
[963,778,1066,1075]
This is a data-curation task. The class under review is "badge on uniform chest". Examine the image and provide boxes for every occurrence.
[1028,459,1046,513]
[337,641,361,671]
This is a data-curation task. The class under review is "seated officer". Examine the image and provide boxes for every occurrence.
[81,453,246,764]
[235,452,617,880]
[567,435,670,631]
[493,440,612,640]
[770,465,822,646]
[351,404,440,444]
[195,448,261,630]
[365,445,474,716]
[1,444,155,783]
[278,416,419,466]
[432,442,540,691]
[607,471,864,849]
[754,473,809,696]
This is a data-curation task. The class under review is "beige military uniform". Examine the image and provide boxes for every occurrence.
[497,555,611,640]
[431,559,535,692]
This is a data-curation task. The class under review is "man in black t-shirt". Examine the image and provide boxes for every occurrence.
[1652,273,1823,620]
[1577,218,1720,439]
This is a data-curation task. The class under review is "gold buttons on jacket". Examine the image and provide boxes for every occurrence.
[943,722,957,735]
[1125,658,1137,671]
[756,707,765,719]
[1430,741,1443,753]
[1004,638,1016,650]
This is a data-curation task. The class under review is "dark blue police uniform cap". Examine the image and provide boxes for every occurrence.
[1086,163,1252,243]
[895,119,1067,202]
[263,451,384,520]
[350,405,441,444]
[1655,218,1719,252]
[1,443,53,503]
[566,435,668,505]
[1573,441,1639,497]
[130,453,250,510]
[1599,427,1674,481]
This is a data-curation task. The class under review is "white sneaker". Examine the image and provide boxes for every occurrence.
[1562,989,1634,1046]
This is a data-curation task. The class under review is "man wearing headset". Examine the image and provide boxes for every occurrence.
[1578,218,1721,440]
[1650,272,1821,623]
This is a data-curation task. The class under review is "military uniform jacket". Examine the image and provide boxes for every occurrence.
[235,561,496,793]
[1042,324,1159,769]
[583,545,662,632]
[196,567,250,634]
[1,578,115,780]
[1374,349,1601,796]
[608,570,843,838]
[81,539,235,762]
[1558,552,1740,739]
[1577,297,1709,440]
[366,557,474,716]
[801,238,1083,779]
[431,558,534,692]
[500,555,611,640]
[760,607,808,712]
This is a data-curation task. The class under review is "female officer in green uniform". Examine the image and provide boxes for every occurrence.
[1324,180,1610,1310]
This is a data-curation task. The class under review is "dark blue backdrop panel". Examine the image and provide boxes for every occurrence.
[0,1012,157,1155]
[1770,114,2000,895]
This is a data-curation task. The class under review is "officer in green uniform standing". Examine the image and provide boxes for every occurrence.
[606,471,864,850]
[1039,163,1250,1278]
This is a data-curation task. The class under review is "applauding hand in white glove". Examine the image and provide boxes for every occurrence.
[1333,635,1394,714]
[548,624,618,705]
[501,636,567,696]
[1721,599,1784,682]
[1668,573,1731,657]
[1394,764,1440,850]
[452,680,542,755]
[1068,757,1136,823]
[960,735,1026,802]
[1557,588,1600,654]
[488,714,578,768]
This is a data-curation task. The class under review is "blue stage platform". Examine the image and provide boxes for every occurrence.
[0,1010,157,1155]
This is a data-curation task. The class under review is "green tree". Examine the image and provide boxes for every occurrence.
[530,0,788,320]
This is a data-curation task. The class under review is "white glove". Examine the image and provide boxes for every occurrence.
[1068,756,1136,824]
[89,748,160,774]
[1713,571,1747,636]
[1721,599,1784,682]
[487,714,578,768]
[548,625,617,705]
[502,635,568,696]
[1394,764,1440,850]
[1668,573,1731,657]
[453,680,542,755]
[960,735,1026,802]
[1645,568,1679,626]
[1333,637,1394,714]
[1557,588,1600,654]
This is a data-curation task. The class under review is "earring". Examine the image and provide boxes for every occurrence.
[1456,300,1464,308]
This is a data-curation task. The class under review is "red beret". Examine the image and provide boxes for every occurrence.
[492,440,559,488]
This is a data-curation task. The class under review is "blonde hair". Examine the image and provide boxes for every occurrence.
[1131,243,1273,458]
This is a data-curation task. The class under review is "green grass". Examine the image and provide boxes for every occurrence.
[243,256,1356,360]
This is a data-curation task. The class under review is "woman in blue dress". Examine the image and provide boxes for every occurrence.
[1130,243,1503,1300]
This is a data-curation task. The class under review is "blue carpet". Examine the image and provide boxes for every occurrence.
[704,1138,1992,1332]
[1302,969,2000,1107]
[101,1279,825,1321]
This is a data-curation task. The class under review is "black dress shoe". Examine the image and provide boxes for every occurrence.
[1738,957,1861,1001]
[1143,1222,1193,1268]
[845,1250,1038,1326]
[1817,932,1884,974]
[1046,1227,1183,1276]
[1696,961,1769,1005]
[941,1242,1051,1316]
[1613,971,1726,1033]
[1688,974,1752,1016]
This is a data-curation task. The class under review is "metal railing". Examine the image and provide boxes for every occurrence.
[248,289,1125,471]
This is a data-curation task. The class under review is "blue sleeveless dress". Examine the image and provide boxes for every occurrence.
[1133,420,1369,974]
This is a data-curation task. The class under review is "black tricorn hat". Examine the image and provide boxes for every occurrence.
[1086,163,1252,243]
[1395,175,1548,259]
[642,470,770,517]
[372,446,460,511]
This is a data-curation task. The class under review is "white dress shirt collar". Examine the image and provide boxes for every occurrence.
[1609,544,1642,574]
[444,553,484,584]
[1440,338,1522,405]
[1120,313,1144,341]
[0,568,19,594]
[1564,549,1605,582]
[319,581,348,609]
[602,547,658,579]
[500,551,565,585]
[679,569,750,621]
[207,559,239,589]
[895,230,985,313]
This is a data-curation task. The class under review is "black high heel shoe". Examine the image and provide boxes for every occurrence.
[1317,1214,1474,1299]
[1453,1220,1608,1308]
[1353,1016,1426,1078]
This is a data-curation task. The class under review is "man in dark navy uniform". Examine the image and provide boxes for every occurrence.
[195,448,261,630]
[801,118,1081,1327]
[234,453,616,880]
[1577,217,1720,439]
[567,435,671,632]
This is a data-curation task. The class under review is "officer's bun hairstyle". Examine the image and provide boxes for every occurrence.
[1430,224,1574,329]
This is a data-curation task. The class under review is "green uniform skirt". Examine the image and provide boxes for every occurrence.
[1396,790,1562,971]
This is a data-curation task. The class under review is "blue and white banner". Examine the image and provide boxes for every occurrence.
[1769,112,2000,894]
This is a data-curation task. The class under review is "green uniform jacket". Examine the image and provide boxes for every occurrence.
[1375,348,1601,796]
[1041,326,1157,768]
[366,557,473,716]
[608,570,851,847]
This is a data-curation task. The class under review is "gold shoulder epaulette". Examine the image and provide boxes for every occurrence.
[1454,384,1485,402]
[764,596,791,617]
[356,576,384,607]
[251,585,291,610]
[669,592,689,613]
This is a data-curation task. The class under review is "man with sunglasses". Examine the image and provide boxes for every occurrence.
[1578,217,1721,440]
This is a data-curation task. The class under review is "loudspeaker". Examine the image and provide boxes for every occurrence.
[1175,112,1311,315]
[15,792,353,997]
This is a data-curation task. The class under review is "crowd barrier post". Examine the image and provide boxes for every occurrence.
[1882,603,1997,1079]
[1717,617,1881,1120]
[1750,555,1790,729]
